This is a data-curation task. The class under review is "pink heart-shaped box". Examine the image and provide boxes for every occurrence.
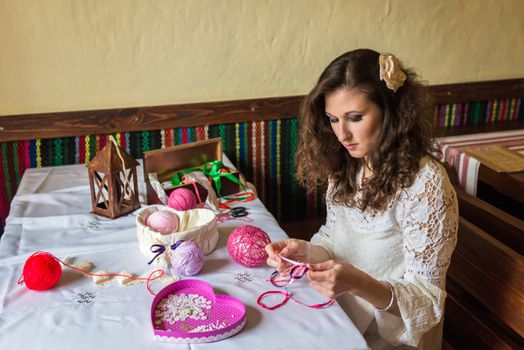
[151,279,246,343]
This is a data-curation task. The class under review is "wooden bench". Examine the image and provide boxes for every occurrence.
[456,187,524,255]
[444,188,524,349]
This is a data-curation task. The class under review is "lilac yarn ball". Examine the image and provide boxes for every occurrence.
[168,188,197,211]
[169,241,205,276]
[227,225,271,267]
[146,210,179,234]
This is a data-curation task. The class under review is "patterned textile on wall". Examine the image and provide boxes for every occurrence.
[0,119,324,231]
[1,97,523,232]
[434,97,523,128]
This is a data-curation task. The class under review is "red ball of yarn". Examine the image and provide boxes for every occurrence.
[227,225,271,267]
[21,252,62,291]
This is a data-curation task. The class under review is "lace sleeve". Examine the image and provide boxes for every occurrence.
[374,160,459,347]
[310,183,336,259]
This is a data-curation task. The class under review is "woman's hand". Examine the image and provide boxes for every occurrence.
[265,239,310,275]
[306,260,364,299]
[307,260,397,312]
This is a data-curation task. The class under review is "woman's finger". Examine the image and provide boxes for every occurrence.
[307,269,332,284]
[277,264,293,276]
[265,241,289,260]
[307,260,334,271]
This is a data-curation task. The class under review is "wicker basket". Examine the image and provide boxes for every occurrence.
[136,205,218,267]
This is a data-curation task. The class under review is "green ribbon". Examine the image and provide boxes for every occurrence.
[170,167,202,187]
[170,160,246,197]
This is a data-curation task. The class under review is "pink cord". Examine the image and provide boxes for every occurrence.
[257,290,290,310]
[258,267,334,310]
[189,181,204,207]
[181,179,204,207]
[257,289,334,310]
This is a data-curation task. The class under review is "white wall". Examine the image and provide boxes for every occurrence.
[1,0,523,116]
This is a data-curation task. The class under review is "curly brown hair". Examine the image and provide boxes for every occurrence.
[296,49,436,211]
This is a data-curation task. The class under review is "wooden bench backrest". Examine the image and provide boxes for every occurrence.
[448,217,524,338]
[456,187,524,255]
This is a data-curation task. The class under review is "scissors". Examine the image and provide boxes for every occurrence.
[229,206,249,218]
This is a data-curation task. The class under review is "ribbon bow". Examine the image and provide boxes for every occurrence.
[147,240,184,265]
[170,160,246,197]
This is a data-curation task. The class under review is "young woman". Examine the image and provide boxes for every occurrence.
[266,49,458,349]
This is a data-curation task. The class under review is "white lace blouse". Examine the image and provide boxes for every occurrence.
[310,157,458,349]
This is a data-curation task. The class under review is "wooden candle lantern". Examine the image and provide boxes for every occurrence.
[87,137,140,219]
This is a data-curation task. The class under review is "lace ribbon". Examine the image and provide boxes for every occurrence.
[18,251,165,296]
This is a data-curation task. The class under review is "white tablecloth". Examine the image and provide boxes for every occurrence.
[0,159,367,350]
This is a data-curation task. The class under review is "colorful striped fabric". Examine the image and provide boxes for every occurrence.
[0,119,323,233]
[437,129,524,195]
[434,97,523,128]
[1,96,523,234]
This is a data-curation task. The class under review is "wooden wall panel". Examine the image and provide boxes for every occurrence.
[1,79,523,143]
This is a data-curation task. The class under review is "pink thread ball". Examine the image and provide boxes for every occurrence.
[227,225,271,267]
[145,210,179,234]
[168,188,197,211]
[169,241,205,276]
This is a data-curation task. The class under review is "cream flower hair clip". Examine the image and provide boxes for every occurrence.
[379,53,407,92]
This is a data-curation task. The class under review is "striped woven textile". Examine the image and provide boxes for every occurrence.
[1,96,523,233]
[434,97,523,128]
[437,129,524,195]
[0,119,324,232]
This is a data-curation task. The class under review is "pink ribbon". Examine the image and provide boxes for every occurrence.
[257,264,334,310]
[257,289,334,310]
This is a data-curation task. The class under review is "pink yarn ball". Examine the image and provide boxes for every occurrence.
[168,188,197,211]
[170,241,205,276]
[146,210,179,234]
[227,225,271,267]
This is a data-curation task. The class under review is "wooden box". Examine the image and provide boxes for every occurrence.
[143,138,241,205]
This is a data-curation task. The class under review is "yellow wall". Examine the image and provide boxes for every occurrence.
[1,0,523,116]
